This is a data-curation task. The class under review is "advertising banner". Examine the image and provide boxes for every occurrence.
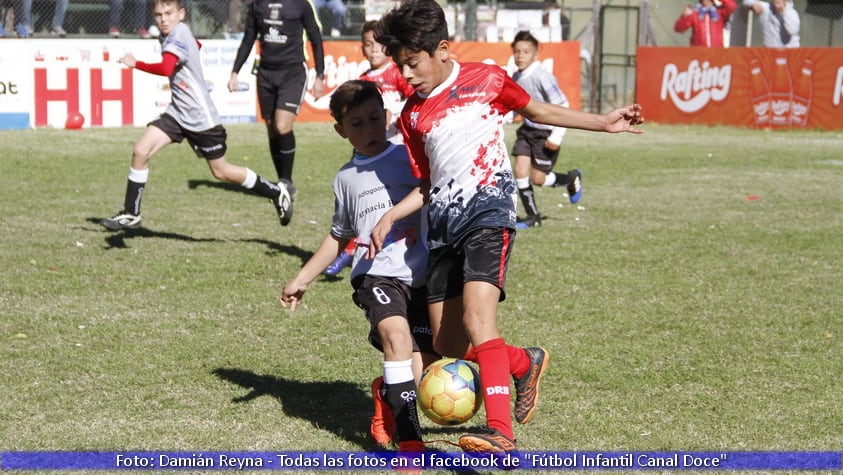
[636,46,843,130]
[0,39,580,129]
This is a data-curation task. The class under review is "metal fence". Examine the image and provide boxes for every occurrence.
[4,0,842,46]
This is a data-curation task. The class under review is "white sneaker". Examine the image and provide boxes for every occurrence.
[330,28,341,38]
[100,211,141,230]
[274,180,293,226]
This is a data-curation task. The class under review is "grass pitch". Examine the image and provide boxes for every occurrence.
[1,122,841,473]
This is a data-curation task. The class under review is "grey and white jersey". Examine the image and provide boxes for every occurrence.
[161,23,221,131]
[331,143,427,288]
[512,61,569,133]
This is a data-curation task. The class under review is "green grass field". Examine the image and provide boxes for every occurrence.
[1,122,841,474]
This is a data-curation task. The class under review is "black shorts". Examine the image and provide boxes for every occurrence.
[351,275,435,355]
[257,63,308,118]
[426,227,515,304]
[149,114,227,160]
[512,125,559,174]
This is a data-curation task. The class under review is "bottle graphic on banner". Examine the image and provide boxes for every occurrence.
[790,59,813,127]
[749,59,771,128]
[769,54,792,128]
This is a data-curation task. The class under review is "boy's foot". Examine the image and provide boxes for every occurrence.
[109,27,121,37]
[458,427,517,453]
[16,23,32,38]
[514,347,549,424]
[51,26,67,37]
[515,215,541,229]
[567,168,583,204]
[100,211,141,230]
[324,252,353,276]
[370,376,396,447]
[396,441,425,474]
[275,179,293,226]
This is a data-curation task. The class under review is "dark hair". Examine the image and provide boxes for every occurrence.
[511,30,539,49]
[374,0,449,58]
[329,80,385,124]
[361,19,378,41]
[152,0,184,9]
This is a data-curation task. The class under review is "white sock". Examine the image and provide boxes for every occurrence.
[241,168,257,188]
[542,173,556,187]
[128,167,149,183]
[516,177,530,190]
[383,359,414,384]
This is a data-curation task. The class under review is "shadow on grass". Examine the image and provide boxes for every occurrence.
[86,218,222,249]
[187,179,245,193]
[211,367,373,448]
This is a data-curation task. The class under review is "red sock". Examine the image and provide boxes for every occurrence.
[473,338,514,440]
[464,345,529,380]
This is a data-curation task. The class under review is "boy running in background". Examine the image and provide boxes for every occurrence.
[100,0,286,231]
[510,30,583,229]
[370,0,644,453]
[280,80,438,453]
[323,20,416,276]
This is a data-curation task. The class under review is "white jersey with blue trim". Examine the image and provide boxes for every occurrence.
[331,143,428,288]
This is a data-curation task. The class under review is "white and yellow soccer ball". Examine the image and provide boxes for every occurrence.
[417,358,482,426]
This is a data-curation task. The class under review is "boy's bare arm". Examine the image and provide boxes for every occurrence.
[519,100,645,134]
[281,233,349,311]
[367,182,428,259]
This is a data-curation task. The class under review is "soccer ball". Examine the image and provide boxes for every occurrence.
[417,358,482,426]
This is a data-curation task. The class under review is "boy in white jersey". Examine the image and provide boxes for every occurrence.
[511,30,583,229]
[323,21,417,277]
[280,80,438,455]
[369,0,644,453]
[100,0,289,231]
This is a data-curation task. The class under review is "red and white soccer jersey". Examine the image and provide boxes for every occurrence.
[398,61,531,249]
[360,62,415,142]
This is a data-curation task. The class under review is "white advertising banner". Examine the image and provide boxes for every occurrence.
[0,39,256,130]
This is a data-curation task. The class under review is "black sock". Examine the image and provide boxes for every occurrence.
[384,380,423,443]
[271,132,296,182]
[250,175,281,200]
[553,171,571,187]
[124,180,145,216]
[518,184,540,217]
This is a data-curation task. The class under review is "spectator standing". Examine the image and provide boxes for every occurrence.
[744,0,800,47]
[227,0,327,226]
[674,0,737,47]
[109,0,152,38]
[13,0,68,37]
[312,0,346,37]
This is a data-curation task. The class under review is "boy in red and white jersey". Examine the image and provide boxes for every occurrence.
[368,0,644,454]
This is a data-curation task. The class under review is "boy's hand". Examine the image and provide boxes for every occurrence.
[605,103,645,134]
[280,280,307,311]
[312,76,326,99]
[117,53,137,68]
[227,73,240,93]
[367,216,395,259]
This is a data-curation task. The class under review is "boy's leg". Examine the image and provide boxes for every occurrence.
[378,317,423,445]
[101,125,170,230]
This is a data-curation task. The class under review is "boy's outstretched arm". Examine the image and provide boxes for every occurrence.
[518,100,645,134]
[280,234,349,311]
[367,182,428,259]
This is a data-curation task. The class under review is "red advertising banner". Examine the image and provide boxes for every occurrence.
[297,40,582,122]
[636,47,843,130]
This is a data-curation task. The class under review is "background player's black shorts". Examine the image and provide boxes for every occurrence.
[512,125,559,174]
[426,227,515,304]
[150,113,227,160]
[351,275,435,355]
[257,63,308,118]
